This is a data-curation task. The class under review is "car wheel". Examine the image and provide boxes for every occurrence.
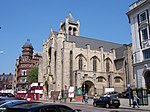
[106,104,109,108]
[93,102,97,107]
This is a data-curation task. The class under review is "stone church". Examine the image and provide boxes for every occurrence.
[40,13,135,98]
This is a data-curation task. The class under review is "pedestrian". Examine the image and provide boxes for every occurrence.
[85,93,88,103]
[34,94,36,100]
[93,93,97,102]
[53,95,56,102]
[132,94,140,108]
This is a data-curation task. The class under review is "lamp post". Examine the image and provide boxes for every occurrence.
[83,65,86,94]
[127,84,131,106]
[125,60,131,107]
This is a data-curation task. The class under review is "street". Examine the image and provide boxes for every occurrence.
[64,103,148,112]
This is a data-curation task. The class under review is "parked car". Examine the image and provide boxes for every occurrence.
[5,103,82,112]
[0,100,39,112]
[103,91,120,98]
[93,96,120,108]
[0,100,38,107]
[0,93,14,97]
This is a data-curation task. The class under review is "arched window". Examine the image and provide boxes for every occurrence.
[54,51,57,76]
[106,59,110,73]
[70,51,73,86]
[114,76,122,83]
[73,27,77,36]
[69,27,72,35]
[79,56,83,70]
[48,47,52,62]
[93,57,97,72]
[97,76,106,82]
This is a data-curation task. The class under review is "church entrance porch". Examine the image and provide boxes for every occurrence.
[82,80,95,96]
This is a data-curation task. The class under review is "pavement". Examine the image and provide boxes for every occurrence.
[39,98,150,111]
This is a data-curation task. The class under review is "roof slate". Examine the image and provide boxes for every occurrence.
[67,35,123,52]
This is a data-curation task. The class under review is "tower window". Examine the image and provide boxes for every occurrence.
[69,27,72,31]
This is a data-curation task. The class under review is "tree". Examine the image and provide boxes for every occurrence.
[27,66,38,83]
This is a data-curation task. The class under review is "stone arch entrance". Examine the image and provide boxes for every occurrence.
[43,81,49,97]
[82,80,95,96]
[144,70,150,92]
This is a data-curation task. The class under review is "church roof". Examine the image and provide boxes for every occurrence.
[68,13,77,24]
[67,35,123,52]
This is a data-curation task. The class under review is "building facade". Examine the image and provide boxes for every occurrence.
[14,39,42,93]
[127,0,150,90]
[41,13,134,98]
[0,73,13,93]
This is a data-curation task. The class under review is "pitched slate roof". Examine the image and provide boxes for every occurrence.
[67,35,123,52]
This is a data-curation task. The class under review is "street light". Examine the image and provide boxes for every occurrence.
[83,65,86,94]
[125,60,131,107]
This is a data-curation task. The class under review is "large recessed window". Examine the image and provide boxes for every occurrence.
[141,28,148,40]
[143,49,150,59]
[140,12,147,23]
[93,57,97,72]
[79,56,83,70]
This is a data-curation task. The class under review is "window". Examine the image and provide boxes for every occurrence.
[43,106,57,112]
[140,12,147,23]
[22,70,26,76]
[79,56,83,70]
[106,59,110,73]
[93,57,97,72]
[97,76,105,82]
[115,77,121,83]
[143,49,150,59]
[141,28,148,40]
[48,47,52,62]
[70,51,73,86]
[58,105,73,112]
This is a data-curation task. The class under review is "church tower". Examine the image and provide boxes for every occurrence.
[59,13,80,36]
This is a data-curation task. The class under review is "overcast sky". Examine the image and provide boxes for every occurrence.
[0,0,135,74]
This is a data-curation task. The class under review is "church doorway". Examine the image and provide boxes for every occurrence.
[43,81,49,97]
[82,80,95,96]
[144,71,150,93]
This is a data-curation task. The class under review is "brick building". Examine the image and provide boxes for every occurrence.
[0,73,13,93]
[14,39,42,93]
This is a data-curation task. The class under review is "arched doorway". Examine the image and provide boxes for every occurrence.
[43,81,49,97]
[144,71,150,93]
[82,80,95,96]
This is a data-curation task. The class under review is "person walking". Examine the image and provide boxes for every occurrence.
[132,94,140,108]
[85,93,88,103]
[53,95,56,102]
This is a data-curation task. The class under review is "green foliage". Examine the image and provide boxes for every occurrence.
[27,66,38,83]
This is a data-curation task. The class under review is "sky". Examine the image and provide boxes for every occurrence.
[0,0,136,74]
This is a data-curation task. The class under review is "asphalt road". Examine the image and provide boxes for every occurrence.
[64,103,147,112]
